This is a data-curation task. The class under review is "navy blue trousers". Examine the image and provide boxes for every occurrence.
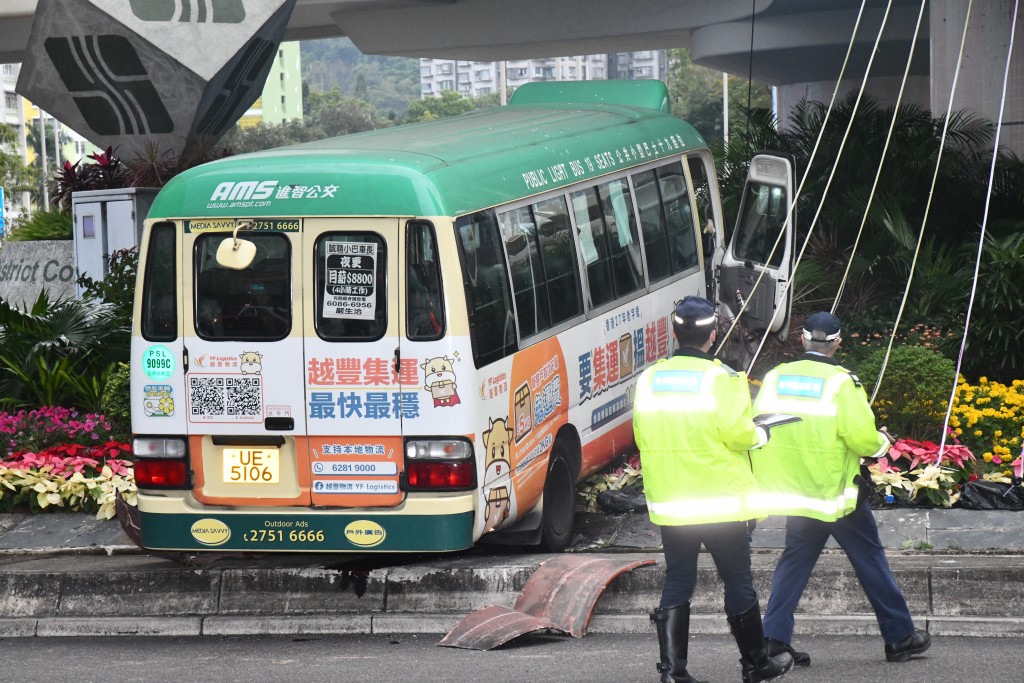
[762,496,915,645]
[660,520,757,614]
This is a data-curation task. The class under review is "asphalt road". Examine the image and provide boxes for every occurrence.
[1,632,1013,682]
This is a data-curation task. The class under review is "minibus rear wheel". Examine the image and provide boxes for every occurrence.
[538,443,575,552]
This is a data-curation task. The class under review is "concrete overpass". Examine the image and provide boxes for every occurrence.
[0,0,923,80]
[1,0,1021,155]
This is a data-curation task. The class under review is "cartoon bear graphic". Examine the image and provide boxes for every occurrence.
[239,351,263,375]
[481,416,517,532]
[421,355,461,407]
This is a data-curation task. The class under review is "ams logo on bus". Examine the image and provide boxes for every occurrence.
[210,181,279,202]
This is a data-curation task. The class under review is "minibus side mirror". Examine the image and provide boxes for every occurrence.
[216,223,257,270]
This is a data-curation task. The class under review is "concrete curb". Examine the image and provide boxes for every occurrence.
[4,511,1024,638]
[4,614,1024,639]
[4,550,1024,638]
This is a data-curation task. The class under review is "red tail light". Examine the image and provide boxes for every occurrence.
[135,459,189,488]
[405,460,475,490]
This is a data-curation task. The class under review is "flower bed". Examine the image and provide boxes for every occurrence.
[578,375,1024,512]
[0,408,135,519]
[949,376,1024,476]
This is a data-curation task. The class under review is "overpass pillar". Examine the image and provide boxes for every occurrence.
[16,0,296,162]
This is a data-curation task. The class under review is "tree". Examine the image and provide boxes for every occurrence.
[665,48,771,144]
[305,87,390,136]
[301,37,419,115]
[0,123,39,203]
[404,90,475,123]
[354,73,368,101]
[473,92,502,109]
[219,119,327,154]
[716,94,1024,381]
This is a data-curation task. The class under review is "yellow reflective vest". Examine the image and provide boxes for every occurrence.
[633,351,765,526]
[751,354,889,522]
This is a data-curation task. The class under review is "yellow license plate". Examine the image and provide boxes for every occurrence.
[223,448,280,484]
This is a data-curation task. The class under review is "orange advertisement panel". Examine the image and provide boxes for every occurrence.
[479,338,568,531]
[308,436,404,507]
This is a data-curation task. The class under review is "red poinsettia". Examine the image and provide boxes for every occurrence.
[887,438,975,470]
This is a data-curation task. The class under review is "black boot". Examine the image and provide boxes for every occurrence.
[765,637,811,667]
[726,600,794,683]
[650,604,706,683]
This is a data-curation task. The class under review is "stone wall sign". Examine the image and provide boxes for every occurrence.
[0,241,77,308]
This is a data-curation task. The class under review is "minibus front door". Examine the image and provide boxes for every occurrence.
[183,221,310,507]
[719,153,797,341]
[303,218,406,510]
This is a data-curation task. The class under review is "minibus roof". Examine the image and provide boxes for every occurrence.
[149,80,707,220]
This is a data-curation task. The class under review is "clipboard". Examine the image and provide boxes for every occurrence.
[753,413,802,429]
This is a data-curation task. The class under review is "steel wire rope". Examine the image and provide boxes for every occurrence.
[832,0,928,315]
[935,0,1018,459]
[731,0,897,374]
[714,0,871,359]
[746,0,756,129]
[867,0,974,406]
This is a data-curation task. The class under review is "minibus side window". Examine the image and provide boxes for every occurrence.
[533,195,583,325]
[732,183,786,268]
[633,169,671,283]
[314,232,387,341]
[658,163,700,274]
[687,154,715,256]
[406,221,445,341]
[499,206,551,339]
[194,232,291,340]
[141,222,176,341]
[455,211,517,367]
[571,180,643,306]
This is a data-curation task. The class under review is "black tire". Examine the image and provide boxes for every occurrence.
[537,443,576,553]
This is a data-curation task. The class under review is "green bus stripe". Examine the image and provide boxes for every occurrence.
[150,82,705,220]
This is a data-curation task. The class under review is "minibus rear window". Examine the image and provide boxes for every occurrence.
[193,233,292,340]
[141,222,177,341]
[314,232,388,341]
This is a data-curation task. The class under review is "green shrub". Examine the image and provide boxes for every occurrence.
[837,308,958,372]
[959,231,1024,383]
[77,247,138,326]
[854,345,957,440]
[5,207,72,241]
[100,362,132,442]
[0,291,129,411]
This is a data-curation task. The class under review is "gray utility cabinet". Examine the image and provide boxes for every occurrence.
[71,187,159,297]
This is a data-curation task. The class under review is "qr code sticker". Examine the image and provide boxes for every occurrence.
[226,376,262,416]
[189,376,225,415]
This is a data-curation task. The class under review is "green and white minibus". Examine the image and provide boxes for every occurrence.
[129,80,795,555]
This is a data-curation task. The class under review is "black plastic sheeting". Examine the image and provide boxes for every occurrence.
[959,480,1024,510]
[596,487,648,514]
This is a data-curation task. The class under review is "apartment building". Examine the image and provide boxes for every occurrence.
[239,41,303,128]
[419,50,666,100]
[608,50,667,81]
[2,63,27,219]
[22,99,97,169]
[1,63,25,154]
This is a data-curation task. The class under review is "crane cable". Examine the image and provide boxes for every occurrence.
[740,0,896,374]
[936,0,1018,458]
[867,0,974,405]
[715,0,871,357]
[832,0,928,314]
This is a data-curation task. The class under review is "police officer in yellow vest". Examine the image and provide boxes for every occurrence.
[752,311,931,665]
[635,296,793,683]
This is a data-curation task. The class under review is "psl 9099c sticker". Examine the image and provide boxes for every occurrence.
[142,345,175,380]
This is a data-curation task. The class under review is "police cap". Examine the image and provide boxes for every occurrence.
[802,311,841,342]
[673,296,717,327]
